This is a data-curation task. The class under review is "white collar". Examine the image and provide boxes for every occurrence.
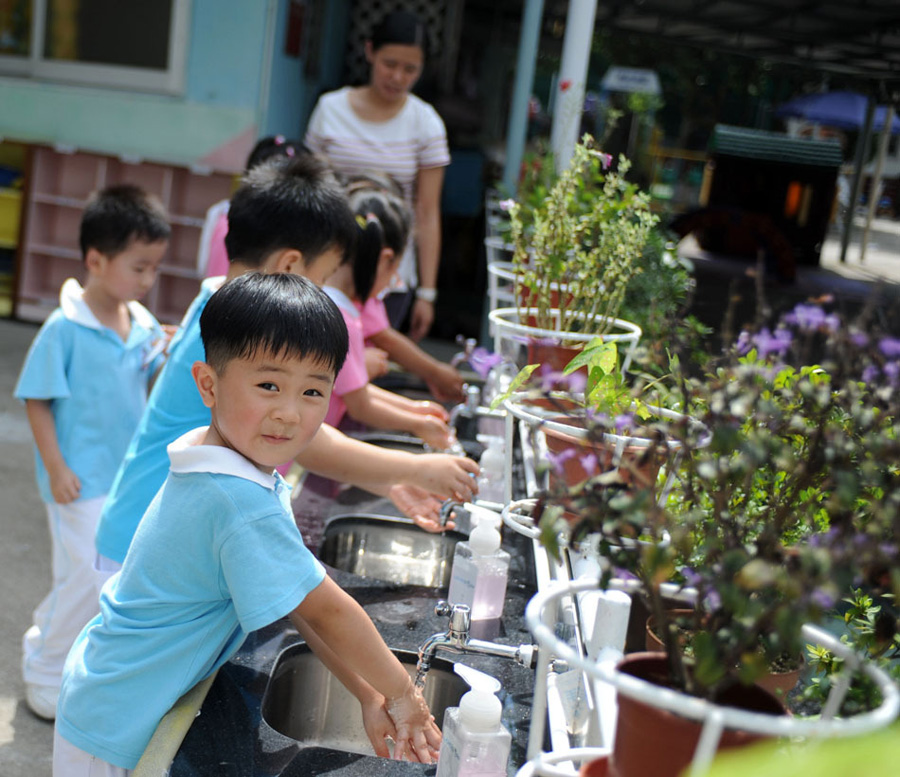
[323,286,359,317]
[167,427,278,491]
[59,278,157,332]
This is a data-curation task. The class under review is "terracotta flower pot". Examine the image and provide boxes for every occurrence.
[578,754,610,777]
[644,608,696,652]
[610,652,785,777]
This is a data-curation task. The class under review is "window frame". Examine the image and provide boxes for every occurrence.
[0,0,191,95]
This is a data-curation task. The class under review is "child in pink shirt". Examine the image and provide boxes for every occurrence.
[324,189,454,449]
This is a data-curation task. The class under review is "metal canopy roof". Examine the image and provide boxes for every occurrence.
[593,1,900,91]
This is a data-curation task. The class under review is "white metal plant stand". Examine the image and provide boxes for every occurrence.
[522,578,900,777]
[489,307,642,374]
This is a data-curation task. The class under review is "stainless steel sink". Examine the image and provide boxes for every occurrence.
[318,514,465,587]
[262,644,468,756]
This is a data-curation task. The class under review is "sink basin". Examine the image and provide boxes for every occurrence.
[318,514,465,587]
[262,643,468,756]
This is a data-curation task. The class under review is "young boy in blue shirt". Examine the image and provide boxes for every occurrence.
[94,154,477,573]
[54,273,442,775]
[14,185,170,720]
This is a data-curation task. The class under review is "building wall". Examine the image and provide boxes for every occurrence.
[0,0,275,171]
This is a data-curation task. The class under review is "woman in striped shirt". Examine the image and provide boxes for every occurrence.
[304,10,449,342]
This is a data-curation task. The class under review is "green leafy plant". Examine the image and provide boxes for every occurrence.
[504,134,659,337]
[529,300,900,702]
[803,589,900,716]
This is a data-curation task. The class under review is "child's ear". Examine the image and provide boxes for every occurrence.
[274,249,304,275]
[84,247,106,273]
[379,247,395,266]
[192,361,218,408]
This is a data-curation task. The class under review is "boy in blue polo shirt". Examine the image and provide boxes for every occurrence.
[94,154,478,573]
[14,185,170,721]
[54,273,442,775]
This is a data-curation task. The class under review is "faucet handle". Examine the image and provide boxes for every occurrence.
[434,600,471,637]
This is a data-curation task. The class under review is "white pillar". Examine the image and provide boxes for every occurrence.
[860,106,894,263]
[549,0,599,173]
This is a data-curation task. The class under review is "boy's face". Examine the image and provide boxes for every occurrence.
[194,349,335,472]
[89,238,167,302]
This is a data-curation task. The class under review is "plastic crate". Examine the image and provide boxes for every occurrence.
[0,188,22,249]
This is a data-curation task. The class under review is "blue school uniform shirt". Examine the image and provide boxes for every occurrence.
[13,278,165,504]
[95,277,223,562]
[56,427,326,769]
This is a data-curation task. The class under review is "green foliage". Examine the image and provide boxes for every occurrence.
[528,300,900,702]
[505,135,659,336]
[802,589,900,716]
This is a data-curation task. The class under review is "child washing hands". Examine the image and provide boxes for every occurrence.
[54,274,440,774]
[324,188,457,451]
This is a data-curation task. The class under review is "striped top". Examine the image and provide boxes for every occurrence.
[304,86,450,286]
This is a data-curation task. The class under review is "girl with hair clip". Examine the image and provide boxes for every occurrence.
[347,174,465,403]
[323,188,456,452]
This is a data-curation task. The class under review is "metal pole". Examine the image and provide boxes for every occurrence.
[840,98,875,263]
[549,0,599,173]
[501,0,546,195]
[860,105,894,263]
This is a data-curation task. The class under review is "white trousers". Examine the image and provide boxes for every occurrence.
[54,728,131,777]
[23,495,106,688]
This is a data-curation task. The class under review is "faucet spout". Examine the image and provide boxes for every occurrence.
[415,601,537,689]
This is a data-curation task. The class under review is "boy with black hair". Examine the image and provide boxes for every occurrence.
[55,273,442,774]
[15,184,170,720]
[95,154,477,573]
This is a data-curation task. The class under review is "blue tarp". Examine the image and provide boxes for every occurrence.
[775,91,900,135]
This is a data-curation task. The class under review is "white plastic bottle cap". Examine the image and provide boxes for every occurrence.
[469,521,501,555]
[459,688,502,732]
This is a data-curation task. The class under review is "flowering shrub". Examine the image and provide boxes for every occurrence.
[504,134,659,337]
[531,299,900,702]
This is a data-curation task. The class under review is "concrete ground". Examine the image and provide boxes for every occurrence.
[0,317,53,777]
[2,214,900,774]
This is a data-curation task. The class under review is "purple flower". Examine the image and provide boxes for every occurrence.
[468,347,504,379]
[754,327,793,358]
[885,361,900,385]
[851,331,870,348]
[811,588,837,610]
[879,337,900,358]
[736,330,753,355]
[498,198,515,212]
[579,453,598,475]
[612,567,637,581]
[862,365,880,384]
[546,447,576,475]
[784,303,829,331]
[682,568,702,587]
[704,590,722,611]
[614,413,635,434]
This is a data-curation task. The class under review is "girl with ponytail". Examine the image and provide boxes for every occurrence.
[322,188,455,453]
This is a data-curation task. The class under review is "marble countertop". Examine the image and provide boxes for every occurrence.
[167,485,538,777]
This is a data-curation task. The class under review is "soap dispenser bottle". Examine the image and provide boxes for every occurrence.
[447,521,510,620]
[435,688,511,777]
[475,435,506,505]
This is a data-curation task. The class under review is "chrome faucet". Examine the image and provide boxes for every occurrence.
[450,336,479,369]
[439,499,464,527]
[415,601,537,689]
[448,384,481,432]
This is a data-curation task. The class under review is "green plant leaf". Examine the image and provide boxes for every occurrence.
[488,363,540,411]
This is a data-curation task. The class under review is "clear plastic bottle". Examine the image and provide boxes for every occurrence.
[435,688,511,777]
[475,435,506,505]
[447,522,510,620]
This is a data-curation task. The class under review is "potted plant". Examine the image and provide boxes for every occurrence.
[489,135,659,372]
[527,300,900,776]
